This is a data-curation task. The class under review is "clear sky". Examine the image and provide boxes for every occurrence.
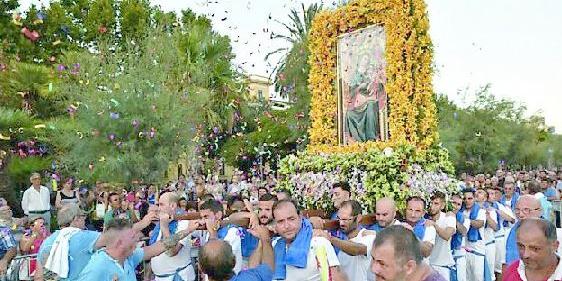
[18,0,562,132]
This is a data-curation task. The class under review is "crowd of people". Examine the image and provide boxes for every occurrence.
[0,168,560,281]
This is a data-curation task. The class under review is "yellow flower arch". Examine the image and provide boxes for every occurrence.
[307,0,437,154]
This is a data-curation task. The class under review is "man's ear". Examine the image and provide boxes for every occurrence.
[404,260,417,276]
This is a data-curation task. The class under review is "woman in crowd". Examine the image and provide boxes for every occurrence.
[19,217,50,278]
[55,178,80,209]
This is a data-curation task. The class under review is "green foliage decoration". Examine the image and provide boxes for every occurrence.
[278,144,457,213]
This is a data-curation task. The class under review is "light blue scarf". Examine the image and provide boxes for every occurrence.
[451,211,464,250]
[273,219,313,280]
[149,220,178,245]
[460,204,482,242]
[412,218,427,240]
[505,222,520,265]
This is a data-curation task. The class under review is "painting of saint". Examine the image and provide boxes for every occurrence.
[337,25,388,145]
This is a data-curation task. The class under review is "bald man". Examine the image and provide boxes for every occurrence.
[199,225,274,281]
[150,192,200,281]
[366,197,400,231]
[504,195,543,267]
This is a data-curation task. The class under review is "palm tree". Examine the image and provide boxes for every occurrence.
[265,3,322,78]
[0,62,58,117]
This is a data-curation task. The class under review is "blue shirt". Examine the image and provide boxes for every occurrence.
[544,187,557,198]
[0,226,17,259]
[77,247,144,281]
[230,264,273,281]
[38,229,101,280]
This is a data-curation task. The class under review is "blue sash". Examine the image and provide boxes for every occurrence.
[149,220,178,245]
[218,224,234,240]
[466,249,493,281]
[505,222,520,265]
[241,229,259,258]
[273,219,313,280]
[330,229,348,254]
[412,218,426,240]
[461,204,482,242]
[500,193,519,211]
[365,223,383,232]
[451,211,464,250]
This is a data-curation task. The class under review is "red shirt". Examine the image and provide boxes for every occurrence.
[504,260,562,281]
[504,261,524,281]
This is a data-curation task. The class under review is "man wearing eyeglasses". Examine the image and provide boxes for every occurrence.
[503,195,542,270]
[314,200,376,281]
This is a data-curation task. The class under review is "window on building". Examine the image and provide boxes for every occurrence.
[258,90,263,100]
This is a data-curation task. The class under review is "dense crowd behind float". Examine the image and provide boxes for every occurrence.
[0,168,561,281]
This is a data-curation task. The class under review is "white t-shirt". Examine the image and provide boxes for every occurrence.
[272,236,340,281]
[422,225,437,245]
[151,220,195,281]
[429,212,456,266]
[337,229,376,281]
[464,207,487,251]
[503,196,515,209]
[483,205,499,243]
[495,203,515,236]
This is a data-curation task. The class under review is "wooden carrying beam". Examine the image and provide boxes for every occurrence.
[175,212,250,230]
[320,214,377,231]
[174,212,376,231]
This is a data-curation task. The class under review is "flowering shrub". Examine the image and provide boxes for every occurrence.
[278,145,456,213]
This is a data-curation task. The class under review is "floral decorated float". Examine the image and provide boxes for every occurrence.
[277,0,460,214]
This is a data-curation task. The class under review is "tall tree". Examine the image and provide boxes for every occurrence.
[49,31,209,183]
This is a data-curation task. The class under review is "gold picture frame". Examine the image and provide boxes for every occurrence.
[307,0,437,154]
[336,25,389,145]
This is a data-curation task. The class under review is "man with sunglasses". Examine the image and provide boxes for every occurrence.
[314,200,376,281]
[103,192,137,229]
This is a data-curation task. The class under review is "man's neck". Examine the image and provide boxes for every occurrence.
[32,184,41,190]
[526,255,559,280]
[382,219,396,228]
[408,263,432,281]
[406,220,417,227]
[347,227,360,239]
[105,248,126,265]
[432,211,442,220]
